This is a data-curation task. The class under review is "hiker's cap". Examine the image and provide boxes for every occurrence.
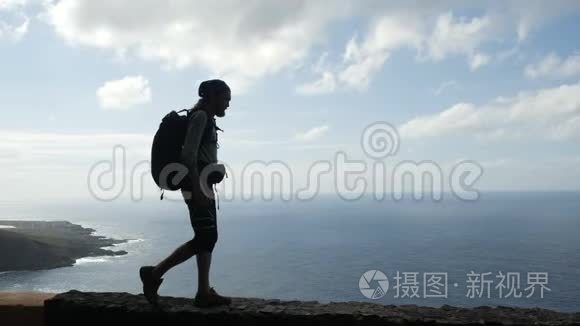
[198,79,230,98]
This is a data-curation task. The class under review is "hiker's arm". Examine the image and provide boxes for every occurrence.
[181,111,207,194]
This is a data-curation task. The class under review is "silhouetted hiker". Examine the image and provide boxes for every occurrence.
[140,79,231,308]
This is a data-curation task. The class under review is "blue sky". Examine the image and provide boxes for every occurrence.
[1,1,580,203]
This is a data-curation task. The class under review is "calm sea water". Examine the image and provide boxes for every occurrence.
[1,192,579,312]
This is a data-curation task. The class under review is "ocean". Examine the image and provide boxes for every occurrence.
[1,192,579,312]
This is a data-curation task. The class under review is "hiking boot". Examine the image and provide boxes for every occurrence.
[139,266,163,305]
[194,287,231,308]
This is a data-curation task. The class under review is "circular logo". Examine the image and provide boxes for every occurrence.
[361,122,400,160]
[359,270,389,299]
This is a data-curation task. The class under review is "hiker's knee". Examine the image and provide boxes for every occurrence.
[191,229,217,253]
[184,238,197,253]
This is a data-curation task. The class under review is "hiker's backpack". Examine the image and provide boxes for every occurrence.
[150,109,191,193]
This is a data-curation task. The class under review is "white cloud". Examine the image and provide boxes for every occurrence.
[423,12,495,62]
[295,125,330,142]
[337,14,421,90]
[296,71,336,95]
[302,10,496,94]
[497,46,521,62]
[433,80,458,95]
[298,12,422,93]
[39,1,580,93]
[295,2,580,95]
[508,1,580,42]
[43,0,350,92]
[399,82,580,141]
[338,51,389,90]
[312,52,330,74]
[0,0,27,11]
[0,15,28,40]
[550,115,580,141]
[0,0,29,41]
[351,11,495,80]
[296,52,337,94]
[469,53,490,70]
[525,52,580,79]
[96,76,151,110]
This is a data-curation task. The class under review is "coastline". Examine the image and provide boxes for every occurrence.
[0,220,128,272]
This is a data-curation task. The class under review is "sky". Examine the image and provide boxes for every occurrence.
[1,0,580,204]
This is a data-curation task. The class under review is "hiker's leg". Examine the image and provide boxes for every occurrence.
[152,240,198,280]
[192,198,230,306]
[196,251,211,294]
[194,228,217,295]
[152,189,200,280]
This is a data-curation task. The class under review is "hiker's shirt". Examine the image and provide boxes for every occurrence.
[180,110,218,179]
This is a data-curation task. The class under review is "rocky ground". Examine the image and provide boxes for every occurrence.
[44,290,580,325]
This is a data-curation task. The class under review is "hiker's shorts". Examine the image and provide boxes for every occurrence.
[181,189,218,253]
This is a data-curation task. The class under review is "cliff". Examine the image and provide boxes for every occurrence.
[0,220,127,272]
[44,290,580,325]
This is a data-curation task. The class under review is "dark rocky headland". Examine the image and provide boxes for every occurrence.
[0,220,127,272]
